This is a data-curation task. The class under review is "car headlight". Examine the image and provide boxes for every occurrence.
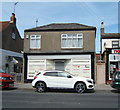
[0,77,7,80]
[86,79,93,84]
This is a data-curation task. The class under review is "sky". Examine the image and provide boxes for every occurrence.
[1,1,119,53]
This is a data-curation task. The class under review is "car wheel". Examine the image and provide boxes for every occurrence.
[36,82,46,93]
[75,82,86,93]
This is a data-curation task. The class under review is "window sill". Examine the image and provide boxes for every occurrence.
[61,47,83,50]
[29,48,41,50]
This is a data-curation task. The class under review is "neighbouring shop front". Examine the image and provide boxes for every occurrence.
[1,49,23,74]
[106,48,120,81]
[24,52,95,82]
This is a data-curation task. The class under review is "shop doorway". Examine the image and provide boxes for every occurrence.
[96,63,105,84]
[55,60,65,71]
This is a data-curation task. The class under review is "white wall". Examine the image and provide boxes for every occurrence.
[102,39,120,53]
[27,55,92,79]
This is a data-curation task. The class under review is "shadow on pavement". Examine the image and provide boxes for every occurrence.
[35,88,95,94]
[1,87,18,91]
[111,89,120,93]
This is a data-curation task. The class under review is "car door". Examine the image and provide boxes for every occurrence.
[57,72,74,88]
[43,72,59,88]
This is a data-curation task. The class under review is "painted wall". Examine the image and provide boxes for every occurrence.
[96,63,105,84]
[27,54,91,79]
[102,39,120,53]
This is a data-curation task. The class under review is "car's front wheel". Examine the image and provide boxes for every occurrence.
[36,82,46,93]
[75,82,86,93]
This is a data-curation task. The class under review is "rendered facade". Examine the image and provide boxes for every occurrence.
[23,23,96,82]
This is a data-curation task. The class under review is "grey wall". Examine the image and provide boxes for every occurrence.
[24,30,95,53]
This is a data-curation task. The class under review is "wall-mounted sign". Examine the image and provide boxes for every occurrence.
[112,49,120,54]
[109,54,120,61]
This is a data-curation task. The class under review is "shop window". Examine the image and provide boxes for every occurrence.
[14,65,20,73]
[110,62,118,79]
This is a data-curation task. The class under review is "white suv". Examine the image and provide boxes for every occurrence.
[32,70,94,93]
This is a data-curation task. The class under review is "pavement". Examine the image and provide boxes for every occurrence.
[14,82,115,91]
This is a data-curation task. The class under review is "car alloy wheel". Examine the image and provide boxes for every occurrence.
[36,82,46,92]
[75,83,86,93]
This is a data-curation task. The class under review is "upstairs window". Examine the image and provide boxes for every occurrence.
[30,35,41,49]
[61,34,83,48]
[12,32,15,39]
[112,41,119,48]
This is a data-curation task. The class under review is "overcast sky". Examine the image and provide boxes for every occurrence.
[1,2,119,53]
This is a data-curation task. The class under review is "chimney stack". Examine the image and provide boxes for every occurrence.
[100,22,104,34]
[10,13,16,24]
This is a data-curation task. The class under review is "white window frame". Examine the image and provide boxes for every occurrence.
[61,33,83,48]
[112,41,119,48]
[30,35,41,49]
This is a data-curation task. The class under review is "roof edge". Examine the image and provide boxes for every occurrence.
[24,23,96,32]
[25,27,96,32]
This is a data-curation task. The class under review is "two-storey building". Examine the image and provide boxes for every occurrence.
[101,22,120,83]
[0,13,23,74]
[23,23,96,82]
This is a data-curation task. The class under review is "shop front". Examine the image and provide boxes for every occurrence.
[24,52,95,82]
[106,48,120,81]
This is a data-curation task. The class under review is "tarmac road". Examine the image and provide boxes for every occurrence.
[1,88,120,109]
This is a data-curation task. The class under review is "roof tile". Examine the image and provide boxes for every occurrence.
[101,33,120,39]
[25,23,96,31]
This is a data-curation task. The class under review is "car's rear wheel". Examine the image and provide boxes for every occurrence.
[36,82,46,92]
[75,82,86,93]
